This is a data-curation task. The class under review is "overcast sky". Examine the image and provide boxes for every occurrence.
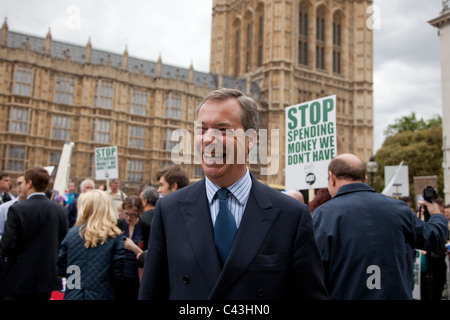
[0,0,445,153]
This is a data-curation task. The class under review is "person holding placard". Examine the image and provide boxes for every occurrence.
[107,178,127,219]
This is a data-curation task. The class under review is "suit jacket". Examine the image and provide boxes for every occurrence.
[0,194,68,294]
[139,174,328,300]
[140,209,155,226]
[312,183,449,299]
[117,218,151,251]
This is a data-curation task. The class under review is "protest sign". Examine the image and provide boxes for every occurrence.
[95,146,119,180]
[53,142,74,197]
[383,164,409,197]
[285,95,337,190]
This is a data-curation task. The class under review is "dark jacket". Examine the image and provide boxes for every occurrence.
[140,209,155,226]
[139,174,328,300]
[118,218,150,280]
[312,183,449,300]
[67,196,79,228]
[0,194,68,294]
[117,219,150,251]
[56,226,125,300]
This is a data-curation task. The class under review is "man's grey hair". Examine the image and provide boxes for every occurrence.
[141,186,159,206]
[80,179,95,192]
[196,88,261,132]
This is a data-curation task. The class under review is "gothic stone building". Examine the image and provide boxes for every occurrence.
[0,0,373,192]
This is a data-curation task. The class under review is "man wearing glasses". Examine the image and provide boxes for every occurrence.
[0,172,12,204]
[0,175,26,239]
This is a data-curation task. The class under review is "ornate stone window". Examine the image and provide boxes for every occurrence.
[131,89,147,116]
[3,146,25,172]
[316,7,326,70]
[94,80,113,109]
[333,13,342,74]
[52,115,71,140]
[298,2,309,65]
[92,119,110,143]
[129,125,145,149]
[165,93,182,120]
[55,76,74,105]
[127,159,143,182]
[12,66,32,97]
[7,107,29,134]
[233,19,241,77]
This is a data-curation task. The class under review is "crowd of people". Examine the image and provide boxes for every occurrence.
[0,88,449,301]
[0,165,190,300]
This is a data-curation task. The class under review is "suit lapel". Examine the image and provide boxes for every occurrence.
[177,180,222,291]
[209,177,280,299]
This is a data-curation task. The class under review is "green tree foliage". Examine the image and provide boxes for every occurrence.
[384,112,442,137]
[374,124,443,201]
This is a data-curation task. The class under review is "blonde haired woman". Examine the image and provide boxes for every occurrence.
[57,189,125,300]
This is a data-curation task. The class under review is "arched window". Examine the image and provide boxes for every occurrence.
[333,13,342,74]
[246,19,253,72]
[233,19,241,77]
[316,7,325,70]
[298,2,309,66]
[257,5,264,67]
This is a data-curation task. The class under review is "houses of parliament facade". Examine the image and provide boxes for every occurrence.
[0,0,373,192]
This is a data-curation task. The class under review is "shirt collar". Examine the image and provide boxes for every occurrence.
[27,192,46,199]
[334,182,374,198]
[205,168,252,205]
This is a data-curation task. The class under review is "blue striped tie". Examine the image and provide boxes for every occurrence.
[214,188,237,264]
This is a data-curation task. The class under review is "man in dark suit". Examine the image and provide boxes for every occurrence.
[139,186,159,226]
[139,88,328,300]
[312,153,449,299]
[0,171,12,204]
[0,167,68,299]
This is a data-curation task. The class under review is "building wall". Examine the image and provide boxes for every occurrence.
[429,7,450,204]
[210,0,374,185]
[0,0,375,192]
[0,25,219,193]
[441,18,450,204]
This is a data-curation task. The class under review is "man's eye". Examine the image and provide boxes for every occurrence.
[195,127,205,134]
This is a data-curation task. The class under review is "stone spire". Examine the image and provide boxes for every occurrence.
[189,60,194,83]
[122,45,128,70]
[85,37,92,63]
[45,28,52,55]
[157,53,162,77]
[443,0,449,12]
[1,18,8,47]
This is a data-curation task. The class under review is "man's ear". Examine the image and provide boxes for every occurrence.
[171,182,178,191]
[247,129,257,151]
[329,171,337,186]
[25,179,32,189]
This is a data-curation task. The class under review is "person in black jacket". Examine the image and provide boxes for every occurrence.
[313,153,448,299]
[117,195,150,300]
[67,179,95,228]
[57,189,124,300]
[0,167,68,299]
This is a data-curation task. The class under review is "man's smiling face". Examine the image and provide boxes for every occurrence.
[194,98,249,187]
